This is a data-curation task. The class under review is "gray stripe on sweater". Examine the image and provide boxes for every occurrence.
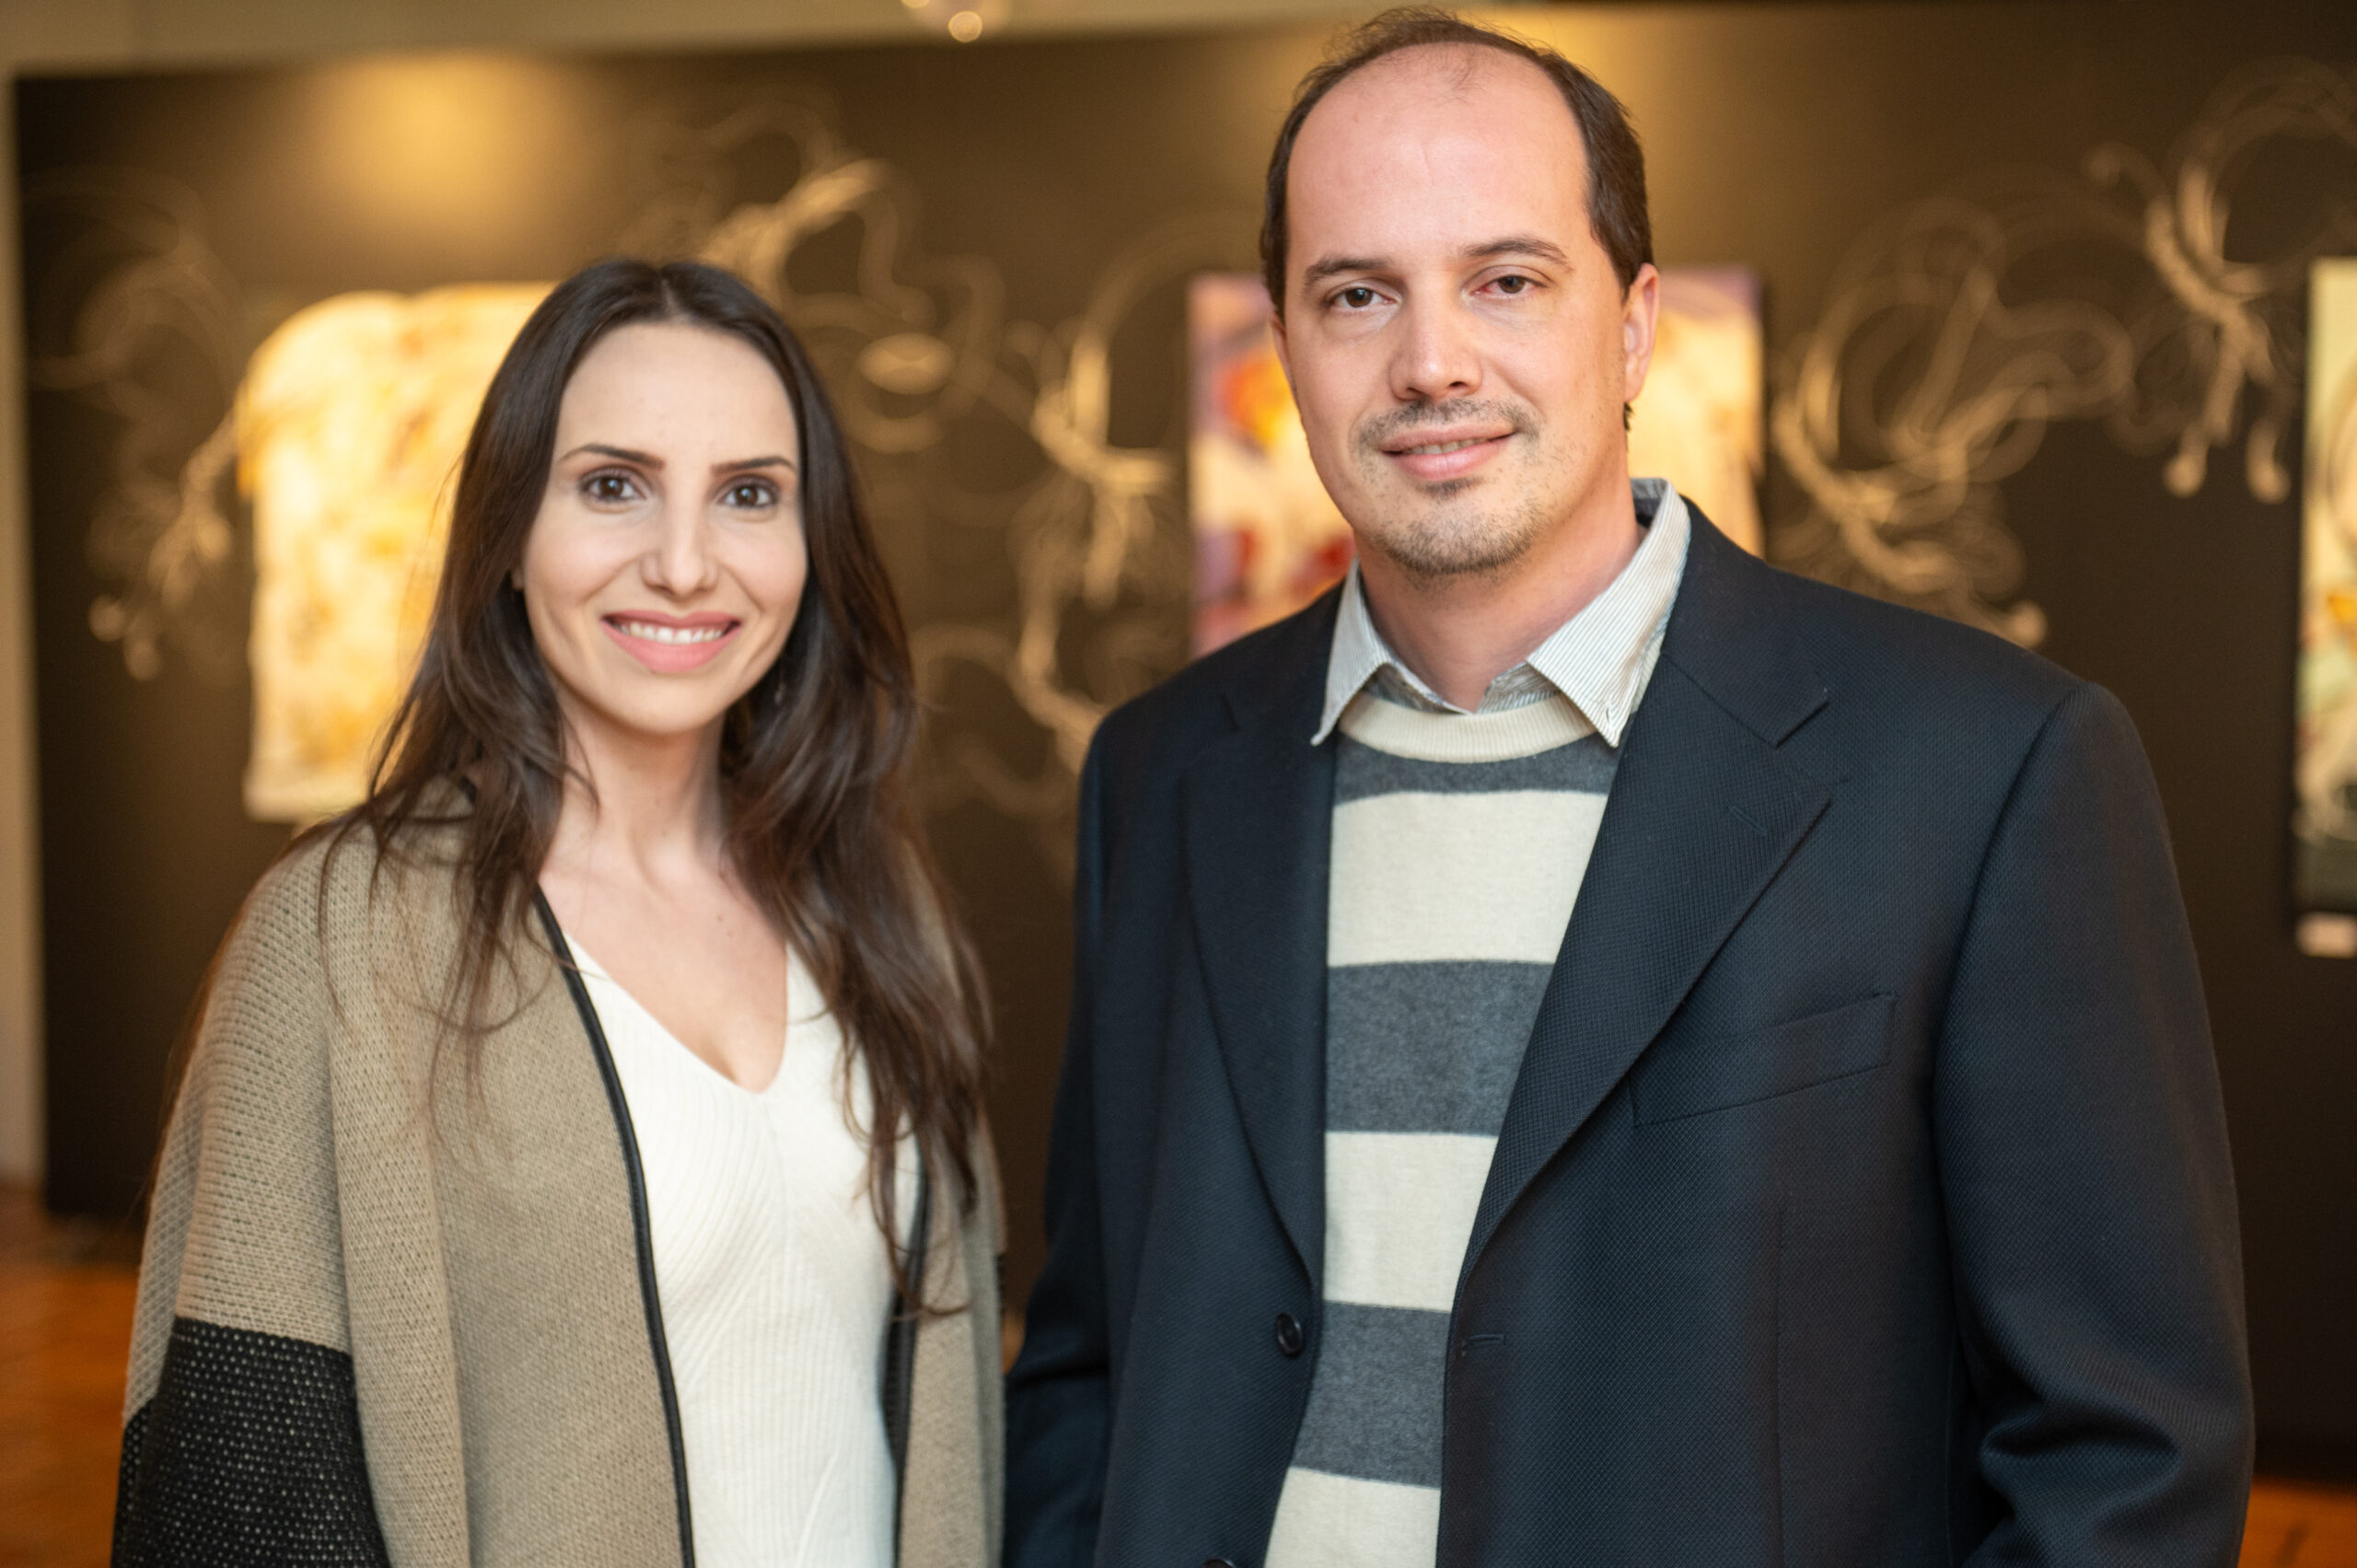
[1290,1302,1452,1488]
[1328,961,1554,1134]
[1332,733,1620,803]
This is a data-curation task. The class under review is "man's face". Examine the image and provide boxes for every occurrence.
[1274,45,1657,583]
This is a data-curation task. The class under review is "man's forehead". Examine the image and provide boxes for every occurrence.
[1306,42,1578,140]
[1288,43,1590,259]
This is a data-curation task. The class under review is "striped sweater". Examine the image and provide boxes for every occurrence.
[1264,691,1620,1566]
[1266,483,1689,1567]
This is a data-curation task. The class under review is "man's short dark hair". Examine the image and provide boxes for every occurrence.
[1260,7,1654,317]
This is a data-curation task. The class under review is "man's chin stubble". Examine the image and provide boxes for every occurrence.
[1367,488,1549,584]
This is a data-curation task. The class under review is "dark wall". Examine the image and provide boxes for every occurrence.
[17,2,2357,1468]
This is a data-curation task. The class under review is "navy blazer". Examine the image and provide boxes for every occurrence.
[1005,513,2252,1567]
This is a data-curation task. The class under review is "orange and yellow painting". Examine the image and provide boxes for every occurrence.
[2295,257,2357,914]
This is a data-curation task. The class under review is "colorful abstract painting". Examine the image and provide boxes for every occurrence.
[1188,273,1356,656]
[1630,266,1764,557]
[2294,258,2357,920]
[1188,267,1765,656]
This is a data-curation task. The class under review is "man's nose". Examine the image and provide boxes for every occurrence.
[1389,295,1483,404]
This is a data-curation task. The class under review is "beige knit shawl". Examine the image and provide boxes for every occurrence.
[125,825,1004,1567]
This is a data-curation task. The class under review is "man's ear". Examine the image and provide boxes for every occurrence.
[1620,261,1662,406]
[1269,300,1295,394]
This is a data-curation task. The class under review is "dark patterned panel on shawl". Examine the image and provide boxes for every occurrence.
[115,1316,391,1567]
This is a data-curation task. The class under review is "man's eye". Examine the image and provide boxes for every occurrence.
[1338,286,1379,309]
[1493,273,1532,295]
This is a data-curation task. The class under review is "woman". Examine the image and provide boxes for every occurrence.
[113,260,1002,1568]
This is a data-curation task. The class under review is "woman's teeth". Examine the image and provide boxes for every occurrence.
[613,620,729,645]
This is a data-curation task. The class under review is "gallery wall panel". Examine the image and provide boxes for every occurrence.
[17,2,2357,1462]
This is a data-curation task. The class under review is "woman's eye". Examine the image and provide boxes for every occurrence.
[584,470,638,504]
[724,479,778,509]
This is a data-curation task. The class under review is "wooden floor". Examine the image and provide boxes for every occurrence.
[2,1184,2352,1565]
[2,1185,139,1568]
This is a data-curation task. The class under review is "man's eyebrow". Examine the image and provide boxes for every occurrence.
[1463,235,1573,266]
[1300,253,1387,288]
[1298,236,1574,290]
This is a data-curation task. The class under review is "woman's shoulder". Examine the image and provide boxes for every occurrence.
[244,813,461,933]
[225,803,477,1001]
[196,807,481,1085]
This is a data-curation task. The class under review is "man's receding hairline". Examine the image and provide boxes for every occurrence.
[1288,41,1593,207]
[1286,39,1598,292]
[1261,8,1652,315]
[1305,36,1580,125]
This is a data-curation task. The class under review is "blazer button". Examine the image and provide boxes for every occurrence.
[1274,1311,1306,1357]
[1203,1560,1238,1568]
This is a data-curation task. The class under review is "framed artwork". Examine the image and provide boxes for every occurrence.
[240,285,551,819]
[1187,273,1353,656]
[2295,257,2357,935]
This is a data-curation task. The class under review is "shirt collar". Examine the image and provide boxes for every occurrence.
[1312,478,1692,747]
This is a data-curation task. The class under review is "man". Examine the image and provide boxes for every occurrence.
[1005,11,2252,1566]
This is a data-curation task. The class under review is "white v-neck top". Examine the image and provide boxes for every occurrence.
[566,934,911,1568]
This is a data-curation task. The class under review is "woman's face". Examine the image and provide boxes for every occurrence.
[519,320,809,753]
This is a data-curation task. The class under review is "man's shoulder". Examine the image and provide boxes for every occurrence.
[1715,555,2128,798]
[1767,564,2078,712]
[1090,589,1336,774]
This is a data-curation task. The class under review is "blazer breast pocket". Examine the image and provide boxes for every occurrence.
[1631,993,1896,1126]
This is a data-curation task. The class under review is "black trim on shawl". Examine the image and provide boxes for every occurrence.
[537,895,698,1568]
[881,1165,934,1554]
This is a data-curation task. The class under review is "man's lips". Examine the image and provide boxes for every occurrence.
[600,612,741,672]
[1380,428,1514,482]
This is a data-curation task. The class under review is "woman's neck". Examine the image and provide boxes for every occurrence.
[547,706,730,886]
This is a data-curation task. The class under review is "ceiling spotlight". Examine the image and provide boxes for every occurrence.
[900,0,1007,41]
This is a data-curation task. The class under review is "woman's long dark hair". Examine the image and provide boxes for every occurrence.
[343,258,987,1294]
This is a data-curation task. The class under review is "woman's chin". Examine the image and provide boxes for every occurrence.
[563,684,748,755]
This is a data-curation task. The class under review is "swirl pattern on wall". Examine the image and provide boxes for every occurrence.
[23,169,245,681]
[1772,59,2357,645]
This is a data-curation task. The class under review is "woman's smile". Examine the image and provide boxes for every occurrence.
[601,610,743,673]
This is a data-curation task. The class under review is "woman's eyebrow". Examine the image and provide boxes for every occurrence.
[563,441,661,466]
[559,444,798,474]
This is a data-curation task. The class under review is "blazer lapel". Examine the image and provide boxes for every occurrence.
[1465,518,1833,1273]
[1182,599,1340,1290]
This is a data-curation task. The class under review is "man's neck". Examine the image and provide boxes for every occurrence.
[1356,480,1645,712]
